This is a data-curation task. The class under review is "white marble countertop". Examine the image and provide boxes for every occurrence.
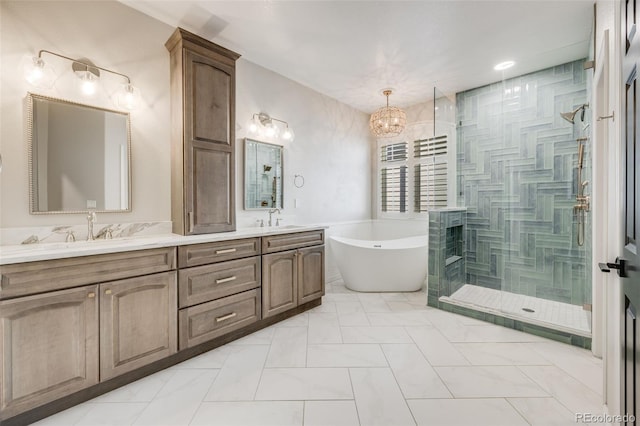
[0,225,326,265]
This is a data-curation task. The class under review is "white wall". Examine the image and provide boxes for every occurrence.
[0,1,373,231]
[0,0,173,227]
[235,60,372,228]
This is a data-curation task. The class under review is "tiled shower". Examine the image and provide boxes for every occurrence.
[430,59,593,346]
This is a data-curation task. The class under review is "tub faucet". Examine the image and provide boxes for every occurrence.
[268,208,281,226]
[87,211,97,241]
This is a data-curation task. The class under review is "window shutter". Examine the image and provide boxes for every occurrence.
[381,166,408,212]
[380,142,408,213]
[381,142,408,162]
[414,135,448,211]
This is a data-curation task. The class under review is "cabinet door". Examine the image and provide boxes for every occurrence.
[262,250,297,318]
[0,286,98,420]
[184,49,235,234]
[298,246,325,305]
[100,271,177,381]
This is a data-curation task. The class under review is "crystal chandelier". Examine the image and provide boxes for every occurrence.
[369,89,406,138]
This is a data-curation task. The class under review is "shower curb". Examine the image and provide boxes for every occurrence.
[432,297,592,350]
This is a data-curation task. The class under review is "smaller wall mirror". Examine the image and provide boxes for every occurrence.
[28,93,131,214]
[244,139,283,209]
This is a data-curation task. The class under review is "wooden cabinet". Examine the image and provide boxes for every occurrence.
[262,231,325,319]
[0,248,177,421]
[298,245,325,305]
[165,27,240,235]
[262,250,298,318]
[0,286,99,419]
[100,272,177,381]
[0,230,325,422]
[177,239,262,349]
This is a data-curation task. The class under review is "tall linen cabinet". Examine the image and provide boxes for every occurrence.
[165,28,240,235]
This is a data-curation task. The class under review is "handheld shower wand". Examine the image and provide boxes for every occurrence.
[574,138,589,246]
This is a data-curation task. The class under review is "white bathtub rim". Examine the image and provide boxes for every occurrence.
[330,235,428,250]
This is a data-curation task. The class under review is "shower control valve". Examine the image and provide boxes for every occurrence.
[574,196,590,213]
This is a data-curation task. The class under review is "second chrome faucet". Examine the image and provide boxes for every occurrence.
[86,211,97,241]
[267,208,281,227]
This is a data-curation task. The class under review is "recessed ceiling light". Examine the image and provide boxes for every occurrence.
[494,61,515,71]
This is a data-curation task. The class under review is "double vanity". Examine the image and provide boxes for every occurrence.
[1,25,316,425]
[0,226,325,424]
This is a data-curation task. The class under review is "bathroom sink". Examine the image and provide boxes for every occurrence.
[1,237,141,255]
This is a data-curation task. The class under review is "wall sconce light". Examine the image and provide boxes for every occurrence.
[23,50,141,110]
[246,112,295,142]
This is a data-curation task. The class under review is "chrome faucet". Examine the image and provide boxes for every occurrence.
[87,211,97,241]
[95,226,114,240]
[268,208,281,226]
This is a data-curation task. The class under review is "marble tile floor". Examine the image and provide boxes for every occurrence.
[445,284,592,336]
[35,279,606,426]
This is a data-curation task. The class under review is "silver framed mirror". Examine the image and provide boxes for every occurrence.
[27,93,132,214]
[244,138,283,210]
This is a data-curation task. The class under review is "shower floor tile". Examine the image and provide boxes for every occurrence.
[444,284,591,336]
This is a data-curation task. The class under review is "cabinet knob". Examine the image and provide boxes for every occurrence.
[105,289,112,295]
[87,292,96,298]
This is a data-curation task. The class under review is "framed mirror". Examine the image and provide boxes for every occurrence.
[244,139,283,209]
[28,93,131,214]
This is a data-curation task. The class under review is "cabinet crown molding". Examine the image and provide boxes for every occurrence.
[165,27,241,61]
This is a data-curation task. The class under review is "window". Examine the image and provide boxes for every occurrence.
[414,135,448,211]
[380,142,408,212]
[379,134,448,215]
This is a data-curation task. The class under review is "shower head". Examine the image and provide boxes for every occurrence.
[560,103,589,124]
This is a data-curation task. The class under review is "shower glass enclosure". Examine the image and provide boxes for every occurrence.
[453,59,592,338]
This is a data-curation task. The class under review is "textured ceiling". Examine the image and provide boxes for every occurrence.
[122,0,594,113]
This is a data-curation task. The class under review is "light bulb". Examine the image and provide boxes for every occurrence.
[264,122,279,138]
[79,71,98,96]
[23,56,56,89]
[282,126,295,142]
[246,115,262,135]
[116,83,141,110]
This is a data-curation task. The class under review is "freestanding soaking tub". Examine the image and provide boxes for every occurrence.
[330,234,428,292]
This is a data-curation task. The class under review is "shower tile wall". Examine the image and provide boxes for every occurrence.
[427,208,467,308]
[456,59,591,307]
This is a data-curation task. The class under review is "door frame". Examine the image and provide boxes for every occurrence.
[593,30,610,361]
[594,26,624,414]
[599,0,625,416]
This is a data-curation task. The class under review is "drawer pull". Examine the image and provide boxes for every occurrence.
[216,312,237,322]
[105,289,112,295]
[216,276,237,284]
[215,248,237,254]
[87,292,96,298]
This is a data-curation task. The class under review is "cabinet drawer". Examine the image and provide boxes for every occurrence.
[261,230,324,254]
[178,257,260,308]
[179,289,260,349]
[178,238,260,268]
[0,247,176,300]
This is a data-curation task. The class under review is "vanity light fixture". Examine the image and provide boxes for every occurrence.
[23,50,142,110]
[369,89,406,138]
[246,112,295,142]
